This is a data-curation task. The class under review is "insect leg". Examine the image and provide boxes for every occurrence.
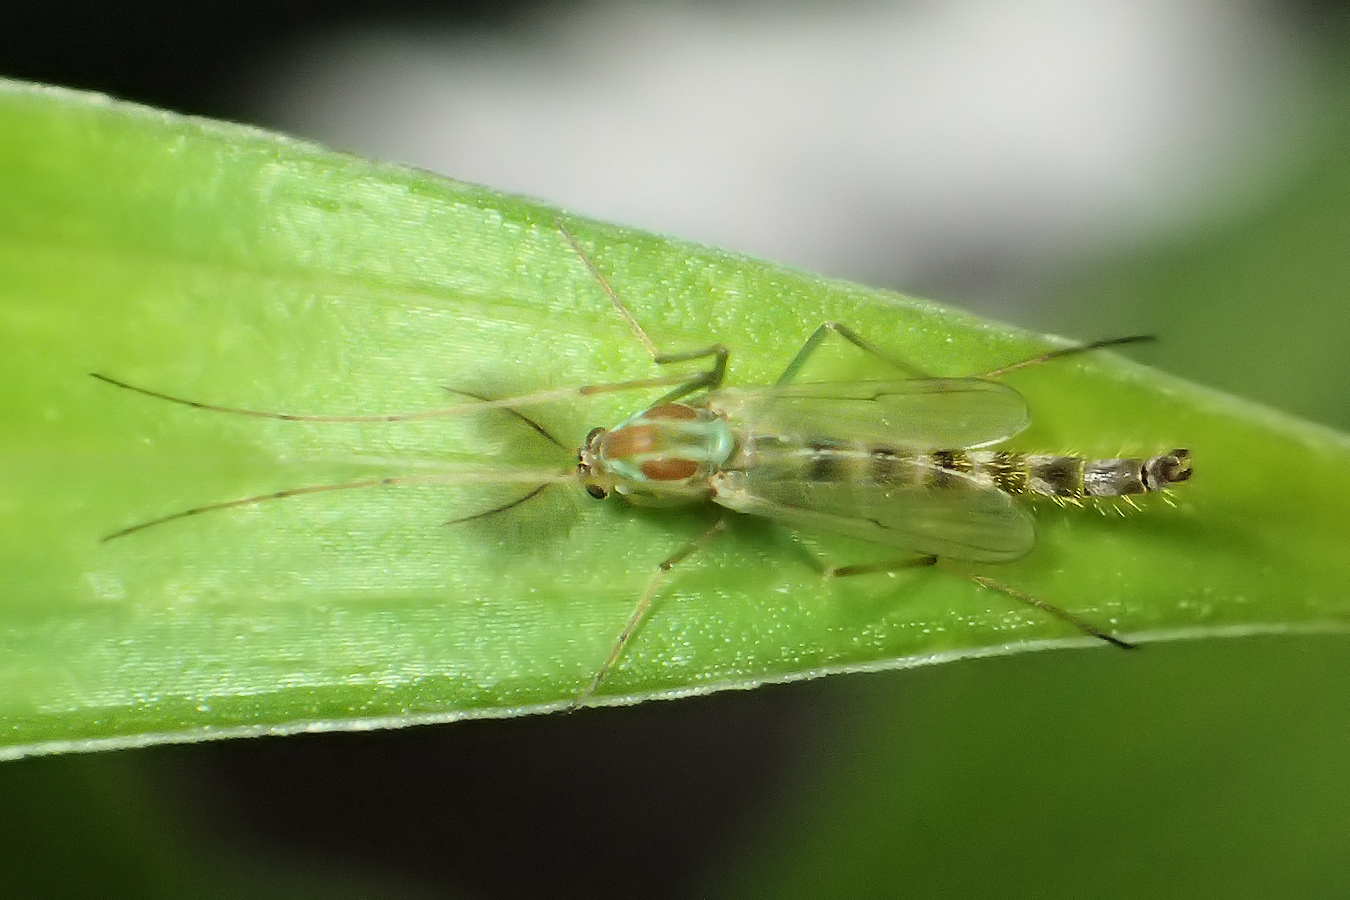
[92,370,716,423]
[647,343,729,406]
[557,219,661,360]
[571,516,729,709]
[964,572,1137,649]
[784,530,938,577]
[775,322,931,385]
[978,335,1155,378]
[557,219,728,402]
[102,469,575,541]
[785,521,1132,647]
[821,555,938,578]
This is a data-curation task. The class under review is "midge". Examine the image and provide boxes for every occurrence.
[93,221,1192,706]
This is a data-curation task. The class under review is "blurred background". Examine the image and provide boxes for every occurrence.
[4,1,1350,897]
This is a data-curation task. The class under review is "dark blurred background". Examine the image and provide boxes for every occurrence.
[5,2,1350,898]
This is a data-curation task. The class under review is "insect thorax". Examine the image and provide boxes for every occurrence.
[588,403,736,506]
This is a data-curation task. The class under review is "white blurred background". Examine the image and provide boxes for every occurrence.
[4,3,1348,898]
[249,0,1317,310]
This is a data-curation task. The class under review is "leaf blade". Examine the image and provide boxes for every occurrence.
[2,78,1348,756]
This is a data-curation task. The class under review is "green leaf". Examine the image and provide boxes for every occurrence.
[2,78,1347,756]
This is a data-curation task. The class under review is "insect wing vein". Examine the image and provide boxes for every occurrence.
[708,378,1029,451]
[714,459,1035,564]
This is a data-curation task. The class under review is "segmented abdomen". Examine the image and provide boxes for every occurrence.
[739,437,1190,498]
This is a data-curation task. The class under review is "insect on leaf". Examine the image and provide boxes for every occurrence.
[2,78,1350,757]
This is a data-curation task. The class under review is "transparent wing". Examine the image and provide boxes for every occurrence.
[708,378,1028,451]
[713,463,1035,563]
